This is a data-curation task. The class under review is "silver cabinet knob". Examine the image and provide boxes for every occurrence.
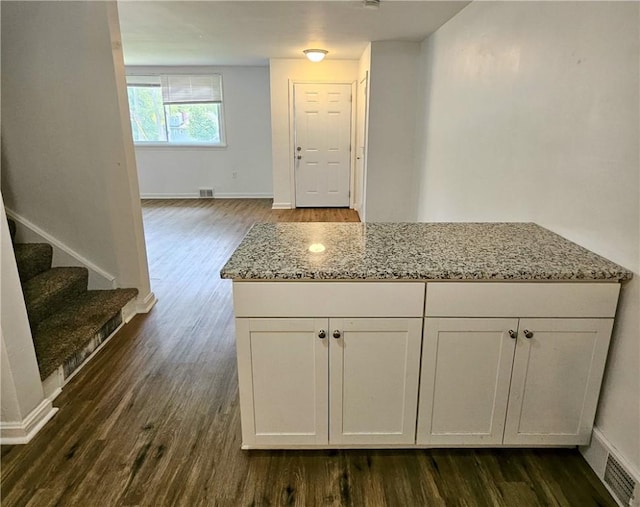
[523,329,534,339]
[333,330,342,339]
[508,330,517,339]
[318,330,326,339]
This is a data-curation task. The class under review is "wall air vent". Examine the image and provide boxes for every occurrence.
[199,188,214,198]
[604,454,637,506]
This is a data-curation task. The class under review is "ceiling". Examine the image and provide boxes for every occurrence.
[117,1,470,66]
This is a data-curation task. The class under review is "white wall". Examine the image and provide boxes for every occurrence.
[269,58,358,209]
[130,66,273,199]
[364,41,421,222]
[1,1,153,306]
[416,1,639,472]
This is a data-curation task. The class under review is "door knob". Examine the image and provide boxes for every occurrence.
[333,330,342,339]
[508,330,517,339]
[318,330,326,339]
[523,329,534,339]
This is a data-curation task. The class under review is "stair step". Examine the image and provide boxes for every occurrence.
[14,243,53,283]
[22,267,89,329]
[33,288,138,380]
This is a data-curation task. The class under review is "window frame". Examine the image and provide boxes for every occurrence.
[126,73,227,148]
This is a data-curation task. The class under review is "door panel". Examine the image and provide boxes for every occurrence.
[504,318,614,445]
[417,318,518,445]
[236,318,329,446]
[330,318,422,445]
[294,83,351,207]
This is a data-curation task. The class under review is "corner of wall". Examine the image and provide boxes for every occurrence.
[1,197,52,442]
[0,400,58,445]
[581,427,640,505]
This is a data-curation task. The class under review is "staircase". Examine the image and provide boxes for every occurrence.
[7,218,138,385]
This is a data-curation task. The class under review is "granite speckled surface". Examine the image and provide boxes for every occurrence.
[220,223,632,282]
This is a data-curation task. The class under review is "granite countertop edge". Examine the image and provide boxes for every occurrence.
[219,222,633,283]
[220,271,633,283]
[220,272,632,282]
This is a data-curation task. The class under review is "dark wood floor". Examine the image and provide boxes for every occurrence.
[1,199,615,506]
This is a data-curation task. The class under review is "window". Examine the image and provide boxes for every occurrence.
[126,74,225,146]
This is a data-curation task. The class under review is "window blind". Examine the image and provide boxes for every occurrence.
[126,75,161,86]
[160,74,222,104]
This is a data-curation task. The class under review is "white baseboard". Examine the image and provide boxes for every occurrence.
[5,209,116,290]
[0,399,58,445]
[272,202,293,210]
[580,427,640,506]
[42,368,64,400]
[140,193,199,199]
[141,193,273,199]
[136,291,157,314]
[215,193,273,199]
[122,297,138,323]
[353,202,363,222]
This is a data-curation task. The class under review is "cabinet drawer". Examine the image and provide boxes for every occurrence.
[425,283,620,318]
[233,282,425,317]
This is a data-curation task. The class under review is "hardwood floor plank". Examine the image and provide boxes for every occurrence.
[1,199,615,506]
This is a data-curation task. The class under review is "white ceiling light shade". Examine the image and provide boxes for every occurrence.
[303,49,328,62]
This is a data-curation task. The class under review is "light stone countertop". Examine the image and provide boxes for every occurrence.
[219,222,632,282]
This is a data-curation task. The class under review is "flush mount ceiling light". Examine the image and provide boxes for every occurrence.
[303,49,328,62]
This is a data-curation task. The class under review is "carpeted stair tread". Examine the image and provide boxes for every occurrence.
[14,243,53,283]
[34,288,138,380]
[23,267,89,329]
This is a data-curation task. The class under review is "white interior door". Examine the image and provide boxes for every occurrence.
[294,83,352,207]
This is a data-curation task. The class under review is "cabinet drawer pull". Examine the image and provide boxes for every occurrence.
[523,329,534,339]
[333,330,342,339]
[508,330,517,339]
[318,330,326,339]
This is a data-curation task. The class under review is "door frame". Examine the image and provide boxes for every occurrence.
[288,79,357,209]
[355,72,369,219]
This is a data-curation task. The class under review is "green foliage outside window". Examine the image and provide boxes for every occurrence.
[127,86,166,142]
[165,104,220,143]
[127,84,223,145]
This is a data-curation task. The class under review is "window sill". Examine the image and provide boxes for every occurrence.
[133,143,228,150]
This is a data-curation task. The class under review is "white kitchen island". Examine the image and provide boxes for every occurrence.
[220,223,632,450]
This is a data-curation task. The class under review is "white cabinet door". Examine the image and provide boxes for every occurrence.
[417,318,518,445]
[235,318,329,447]
[504,318,614,446]
[329,318,422,445]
